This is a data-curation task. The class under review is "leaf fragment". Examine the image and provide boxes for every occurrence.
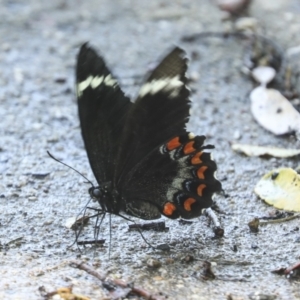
[232,143,300,157]
[255,168,300,212]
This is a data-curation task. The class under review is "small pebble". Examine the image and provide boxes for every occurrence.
[286,45,300,57]
[165,258,175,264]
[248,292,277,300]
[189,71,200,82]
[235,17,258,31]
[217,0,251,14]
[233,129,241,140]
[248,218,259,233]
[26,188,38,197]
[2,42,11,51]
[146,258,161,269]
[43,219,53,226]
[251,66,276,86]
[181,254,194,263]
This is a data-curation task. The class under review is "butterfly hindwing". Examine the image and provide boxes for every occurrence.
[76,44,132,184]
[119,133,222,220]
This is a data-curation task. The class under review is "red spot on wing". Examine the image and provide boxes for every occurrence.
[183,141,196,154]
[166,137,181,151]
[191,152,203,164]
[163,202,177,216]
[184,198,196,211]
[197,184,206,196]
[197,166,208,179]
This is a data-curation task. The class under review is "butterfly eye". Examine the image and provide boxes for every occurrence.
[89,187,102,199]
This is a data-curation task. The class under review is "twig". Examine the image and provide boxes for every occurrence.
[213,259,252,266]
[70,261,105,280]
[7,237,23,246]
[129,221,168,232]
[77,240,105,246]
[204,208,224,237]
[217,276,250,282]
[70,260,167,300]
[259,213,300,225]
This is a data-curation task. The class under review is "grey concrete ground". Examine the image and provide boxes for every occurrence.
[1,0,300,299]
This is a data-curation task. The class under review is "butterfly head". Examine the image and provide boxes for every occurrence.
[89,182,112,200]
[89,186,102,200]
[88,182,120,214]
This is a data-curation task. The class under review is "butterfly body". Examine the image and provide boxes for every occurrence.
[76,44,221,221]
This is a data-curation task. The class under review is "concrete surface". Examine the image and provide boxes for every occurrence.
[1,0,300,299]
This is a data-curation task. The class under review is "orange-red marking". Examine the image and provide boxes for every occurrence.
[184,198,196,211]
[183,141,196,154]
[163,202,177,216]
[191,152,203,165]
[197,184,206,196]
[166,137,181,151]
[197,166,208,179]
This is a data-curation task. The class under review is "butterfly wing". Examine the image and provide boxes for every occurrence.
[115,48,189,183]
[115,48,221,219]
[120,134,222,219]
[76,43,132,184]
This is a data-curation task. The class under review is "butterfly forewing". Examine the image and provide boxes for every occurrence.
[76,44,132,184]
[115,48,190,185]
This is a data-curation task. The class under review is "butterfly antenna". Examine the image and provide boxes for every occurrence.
[47,151,94,187]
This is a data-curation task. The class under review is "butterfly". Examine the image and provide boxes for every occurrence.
[76,43,222,222]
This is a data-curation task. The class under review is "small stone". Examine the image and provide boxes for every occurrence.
[189,71,200,82]
[54,75,67,84]
[153,276,163,281]
[32,123,43,130]
[28,196,38,201]
[235,17,258,31]
[2,42,11,51]
[181,254,194,263]
[286,45,300,57]
[15,177,28,188]
[249,292,277,300]
[43,219,53,226]
[248,218,259,233]
[146,258,161,269]
[26,188,38,197]
[165,258,175,264]
[233,129,241,140]
[217,0,251,15]
[251,66,276,85]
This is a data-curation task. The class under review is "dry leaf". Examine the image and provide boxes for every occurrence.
[65,216,89,230]
[46,287,90,300]
[232,143,300,157]
[250,86,300,135]
[255,168,300,212]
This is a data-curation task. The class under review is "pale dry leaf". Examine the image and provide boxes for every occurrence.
[232,143,300,157]
[250,86,300,135]
[255,168,300,212]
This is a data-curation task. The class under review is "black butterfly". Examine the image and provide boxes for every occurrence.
[76,44,221,222]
